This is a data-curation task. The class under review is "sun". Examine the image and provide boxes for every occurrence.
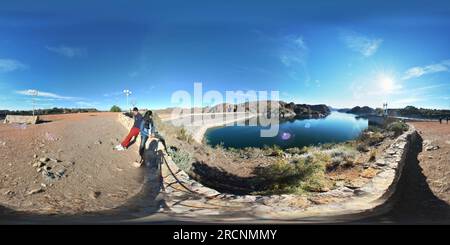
[378,73,395,92]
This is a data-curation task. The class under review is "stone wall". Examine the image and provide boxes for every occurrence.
[4,115,39,124]
[117,113,419,221]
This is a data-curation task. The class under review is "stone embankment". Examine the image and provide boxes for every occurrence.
[4,115,39,124]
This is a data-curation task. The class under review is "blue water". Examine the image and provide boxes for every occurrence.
[205,112,368,149]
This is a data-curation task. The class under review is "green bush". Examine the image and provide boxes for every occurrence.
[110,105,122,112]
[168,147,193,172]
[254,152,329,194]
[387,121,409,137]
[327,146,358,170]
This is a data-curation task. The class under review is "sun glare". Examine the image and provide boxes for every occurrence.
[378,73,395,92]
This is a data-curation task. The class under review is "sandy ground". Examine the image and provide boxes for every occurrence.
[411,121,450,204]
[0,112,144,214]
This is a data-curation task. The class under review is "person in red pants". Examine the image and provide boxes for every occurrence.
[115,107,143,151]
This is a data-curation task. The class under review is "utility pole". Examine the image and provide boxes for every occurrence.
[28,89,38,116]
[123,89,132,112]
[383,102,388,117]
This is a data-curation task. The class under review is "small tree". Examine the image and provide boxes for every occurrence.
[110,105,122,112]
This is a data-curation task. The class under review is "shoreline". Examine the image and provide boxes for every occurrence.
[162,112,260,143]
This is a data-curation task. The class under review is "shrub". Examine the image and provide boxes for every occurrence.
[167,147,193,172]
[110,105,122,112]
[358,129,385,147]
[263,145,284,157]
[326,146,358,170]
[285,147,307,155]
[387,121,409,137]
[254,152,330,194]
[176,128,194,143]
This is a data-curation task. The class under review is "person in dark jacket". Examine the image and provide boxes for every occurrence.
[139,110,156,159]
[115,107,143,151]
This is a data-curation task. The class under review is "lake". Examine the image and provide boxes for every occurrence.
[205,112,368,149]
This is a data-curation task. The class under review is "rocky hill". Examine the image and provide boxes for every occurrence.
[345,106,375,115]
[203,101,330,118]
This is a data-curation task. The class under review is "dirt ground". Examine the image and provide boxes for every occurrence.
[0,112,144,214]
[410,121,450,204]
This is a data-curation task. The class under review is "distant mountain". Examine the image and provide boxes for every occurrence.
[0,108,99,116]
[346,106,375,115]
[203,100,331,118]
[337,108,351,113]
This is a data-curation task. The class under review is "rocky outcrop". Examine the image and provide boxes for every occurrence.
[183,100,331,119]
[346,106,375,115]
[279,102,330,118]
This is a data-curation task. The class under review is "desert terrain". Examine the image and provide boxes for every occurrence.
[0,112,144,214]
[411,121,450,204]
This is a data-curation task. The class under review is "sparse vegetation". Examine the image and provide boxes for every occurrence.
[387,121,409,137]
[167,147,193,172]
[356,126,385,152]
[176,128,194,143]
[254,152,330,194]
[263,145,284,157]
[326,145,358,170]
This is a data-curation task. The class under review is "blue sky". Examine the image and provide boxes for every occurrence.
[1,0,450,110]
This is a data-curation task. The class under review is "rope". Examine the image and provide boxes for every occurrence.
[152,135,210,197]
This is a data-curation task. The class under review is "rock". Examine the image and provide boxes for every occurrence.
[89,191,101,199]
[425,145,439,151]
[27,188,44,195]
[33,161,45,168]
[41,183,47,188]
[376,160,387,167]
[3,190,15,196]
[39,157,49,163]
[33,154,38,158]
[132,161,142,168]
[334,181,345,188]
[360,167,378,178]
[50,158,61,163]
[55,169,66,178]
[95,140,102,145]
[345,178,366,189]
[354,189,367,196]
[37,168,42,173]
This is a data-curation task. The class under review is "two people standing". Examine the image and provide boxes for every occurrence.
[115,107,156,161]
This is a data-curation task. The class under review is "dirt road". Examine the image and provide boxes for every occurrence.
[0,112,145,214]
[360,121,450,224]
[412,121,450,204]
